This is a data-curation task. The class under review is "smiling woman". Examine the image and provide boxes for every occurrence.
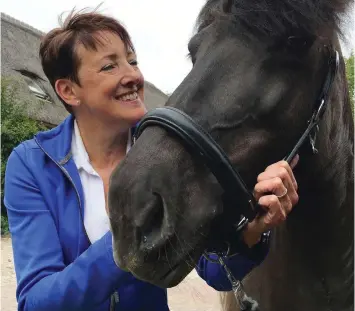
[4,6,301,311]
[41,13,147,130]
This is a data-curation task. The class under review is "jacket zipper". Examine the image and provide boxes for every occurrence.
[34,137,91,244]
[34,137,118,310]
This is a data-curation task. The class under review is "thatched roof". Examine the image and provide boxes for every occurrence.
[1,12,168,126]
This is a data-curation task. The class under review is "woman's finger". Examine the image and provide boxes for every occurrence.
[256,195,286,231]
[290,154,299,170]
[281,193,293,214]
[262,160,298,191]
[256,167,298,205]
[254,177,288,202]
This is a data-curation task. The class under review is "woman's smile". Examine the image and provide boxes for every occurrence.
[113,91,143,107]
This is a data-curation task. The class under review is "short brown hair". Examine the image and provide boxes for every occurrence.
[39,7,135,112]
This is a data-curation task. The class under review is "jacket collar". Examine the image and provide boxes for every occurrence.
[34,114,138,165]
[35,114,75,165]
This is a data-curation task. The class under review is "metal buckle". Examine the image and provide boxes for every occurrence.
[309,124,319,154]
[314,98,326,123]
[203,241,231,263]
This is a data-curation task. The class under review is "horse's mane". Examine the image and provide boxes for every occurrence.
[195,0,352,39]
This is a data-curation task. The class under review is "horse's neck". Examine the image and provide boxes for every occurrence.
[294,137,353,243]
[285,85,354,307]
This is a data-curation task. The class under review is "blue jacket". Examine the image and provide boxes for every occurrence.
[4,114,268,311]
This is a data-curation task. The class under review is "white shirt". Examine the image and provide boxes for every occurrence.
[71,120,131,243]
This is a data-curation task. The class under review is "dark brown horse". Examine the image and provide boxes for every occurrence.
[108,1,354,310]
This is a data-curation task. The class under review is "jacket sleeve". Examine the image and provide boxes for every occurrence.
[195,232,271,291]
[4,147,131,311]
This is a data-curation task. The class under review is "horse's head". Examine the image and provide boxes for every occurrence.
[108,0,351,287]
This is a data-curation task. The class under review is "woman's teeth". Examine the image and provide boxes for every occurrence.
[116,92,138,101]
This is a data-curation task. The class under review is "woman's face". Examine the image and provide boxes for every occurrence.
[72,30,146,128]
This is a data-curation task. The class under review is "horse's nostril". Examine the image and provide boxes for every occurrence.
[140,192,166,248]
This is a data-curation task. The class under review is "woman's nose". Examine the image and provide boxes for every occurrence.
[120,65,143,87]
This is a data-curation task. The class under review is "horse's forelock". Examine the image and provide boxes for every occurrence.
[195,0,352,39]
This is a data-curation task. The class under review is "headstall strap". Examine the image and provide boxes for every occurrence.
[285,48,339,163]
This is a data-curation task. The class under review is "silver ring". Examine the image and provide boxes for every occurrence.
[277,188,288,199]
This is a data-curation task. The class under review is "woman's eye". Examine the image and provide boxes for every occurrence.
[101,64,116,71]
[129,59,138,66]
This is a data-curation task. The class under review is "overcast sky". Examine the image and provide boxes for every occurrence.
[2,0,354,94]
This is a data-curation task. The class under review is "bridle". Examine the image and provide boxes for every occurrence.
[134,48,339,224]
[133,48,339,310]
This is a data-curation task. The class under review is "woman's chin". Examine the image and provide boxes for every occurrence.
[118,104,147,124]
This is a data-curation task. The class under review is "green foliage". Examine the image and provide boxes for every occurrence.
[345,52,354,115]
[1,215,9,235]
[1,77,48,234]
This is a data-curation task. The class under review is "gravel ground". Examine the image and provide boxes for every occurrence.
[1,236,222,311]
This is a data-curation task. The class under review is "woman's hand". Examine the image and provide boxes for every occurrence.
[242,155,300,247]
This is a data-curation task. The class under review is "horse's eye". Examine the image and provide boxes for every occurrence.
[188,53,197,65]
[287,36,306,47]
[286,36,315,53]
[187,33,202,65]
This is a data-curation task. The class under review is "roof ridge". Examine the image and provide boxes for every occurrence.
[1,12,45,37]
[145,80,169,97]
[1,12,169,98]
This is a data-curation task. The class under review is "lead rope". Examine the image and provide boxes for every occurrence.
[110,291,119,311]
[203,236,260,311]
[217,255,260,311]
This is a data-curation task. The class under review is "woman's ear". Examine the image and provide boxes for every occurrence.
[54,78,81,108]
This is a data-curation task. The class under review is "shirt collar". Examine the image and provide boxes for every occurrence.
[71,120,132,174]
[71,120,92,172]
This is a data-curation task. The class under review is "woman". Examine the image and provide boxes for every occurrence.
[4,9,299,311]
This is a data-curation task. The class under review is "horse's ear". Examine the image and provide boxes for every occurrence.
[221,0,233,13]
